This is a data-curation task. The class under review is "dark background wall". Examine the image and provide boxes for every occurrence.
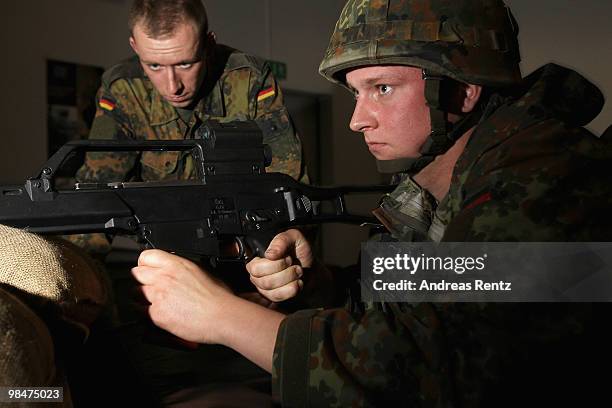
[1,0,610,265]
[507,0,611,133]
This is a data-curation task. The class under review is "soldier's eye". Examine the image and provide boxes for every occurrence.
[377,84,392,95]
[148,64,162,71]
[178,63,193,69]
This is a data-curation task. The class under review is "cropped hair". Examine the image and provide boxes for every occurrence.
[128,0,208,38]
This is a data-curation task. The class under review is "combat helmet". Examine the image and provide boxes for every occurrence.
[320,0,522,173]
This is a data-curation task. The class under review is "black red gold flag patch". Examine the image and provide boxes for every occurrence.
[257,87,275,102]
[99,98,116,111]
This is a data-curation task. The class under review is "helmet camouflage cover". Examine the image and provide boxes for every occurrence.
[320,0,522,87]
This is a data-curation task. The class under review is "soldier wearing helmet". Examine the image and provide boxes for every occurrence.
[130,0,612,406]
[320,0,522,177]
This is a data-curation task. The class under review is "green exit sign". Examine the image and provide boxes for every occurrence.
[267,60,287,80]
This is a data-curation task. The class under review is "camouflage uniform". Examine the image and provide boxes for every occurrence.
[72,44,305,253]
[269,2,611,405]
[70,44,306,402]
[77,44,304,183]
[271,66,612,406]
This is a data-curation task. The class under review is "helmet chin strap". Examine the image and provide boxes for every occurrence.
[377,69,483,175]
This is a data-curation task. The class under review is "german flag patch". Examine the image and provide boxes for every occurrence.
[257,87,275,103]
[99,98,116,111]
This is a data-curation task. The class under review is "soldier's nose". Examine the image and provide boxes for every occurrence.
[167,68,183,95]
[350,99,376,132]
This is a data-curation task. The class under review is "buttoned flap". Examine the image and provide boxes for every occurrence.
[256,107,293,144]
[255,108,303,179]
[140,151,180,180]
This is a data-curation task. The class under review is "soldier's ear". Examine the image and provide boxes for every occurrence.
[461,84,482,114]
[129,36,138,54]
[201,31,216,56]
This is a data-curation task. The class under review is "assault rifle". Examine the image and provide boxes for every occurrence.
[0,121,392,262]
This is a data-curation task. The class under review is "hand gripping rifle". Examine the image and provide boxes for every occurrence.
[0,121,392,262]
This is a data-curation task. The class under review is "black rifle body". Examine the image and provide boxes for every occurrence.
[0,121,391,260]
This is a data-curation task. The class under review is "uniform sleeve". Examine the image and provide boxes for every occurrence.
[75,86,139,183]
[272,303,452,407]
[251,66,308,183]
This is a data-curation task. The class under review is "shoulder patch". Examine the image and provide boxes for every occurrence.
[257,87,275,102]
[99,98,116,111]
[101,55,144,88]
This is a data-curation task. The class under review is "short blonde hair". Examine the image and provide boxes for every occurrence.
[128,0,209,38]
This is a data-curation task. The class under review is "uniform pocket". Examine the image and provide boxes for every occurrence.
[255,108,302,180]
[141,151,180,181]
[255,108,293,145]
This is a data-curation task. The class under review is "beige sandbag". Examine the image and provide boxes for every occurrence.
[0,286,55,385]
[0,288,72,407]
[0,225,109,338]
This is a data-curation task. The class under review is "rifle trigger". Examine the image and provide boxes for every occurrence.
[235,236,250,262]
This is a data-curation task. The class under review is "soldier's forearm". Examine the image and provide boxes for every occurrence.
[216,295,286,373]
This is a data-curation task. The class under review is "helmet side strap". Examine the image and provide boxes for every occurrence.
[416,69,453,169]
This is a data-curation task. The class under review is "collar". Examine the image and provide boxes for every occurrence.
[148,82,179,126]
[194,79,225,121]
[148,78,226,126]
[372,174,438,241]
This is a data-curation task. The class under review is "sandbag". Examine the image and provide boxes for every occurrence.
[0,225,109,339]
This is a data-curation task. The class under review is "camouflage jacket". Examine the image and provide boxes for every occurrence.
[272,64,612,407]
[71,45,305,254]
[77,44,304,183]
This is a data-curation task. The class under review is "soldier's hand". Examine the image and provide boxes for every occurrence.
[246,229,313,302]
[132,249,233,344]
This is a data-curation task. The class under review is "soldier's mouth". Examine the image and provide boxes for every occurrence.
[366,140,385,147]
[366,142,386,154]
[168,96,189,102]
[166,96,194,106]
